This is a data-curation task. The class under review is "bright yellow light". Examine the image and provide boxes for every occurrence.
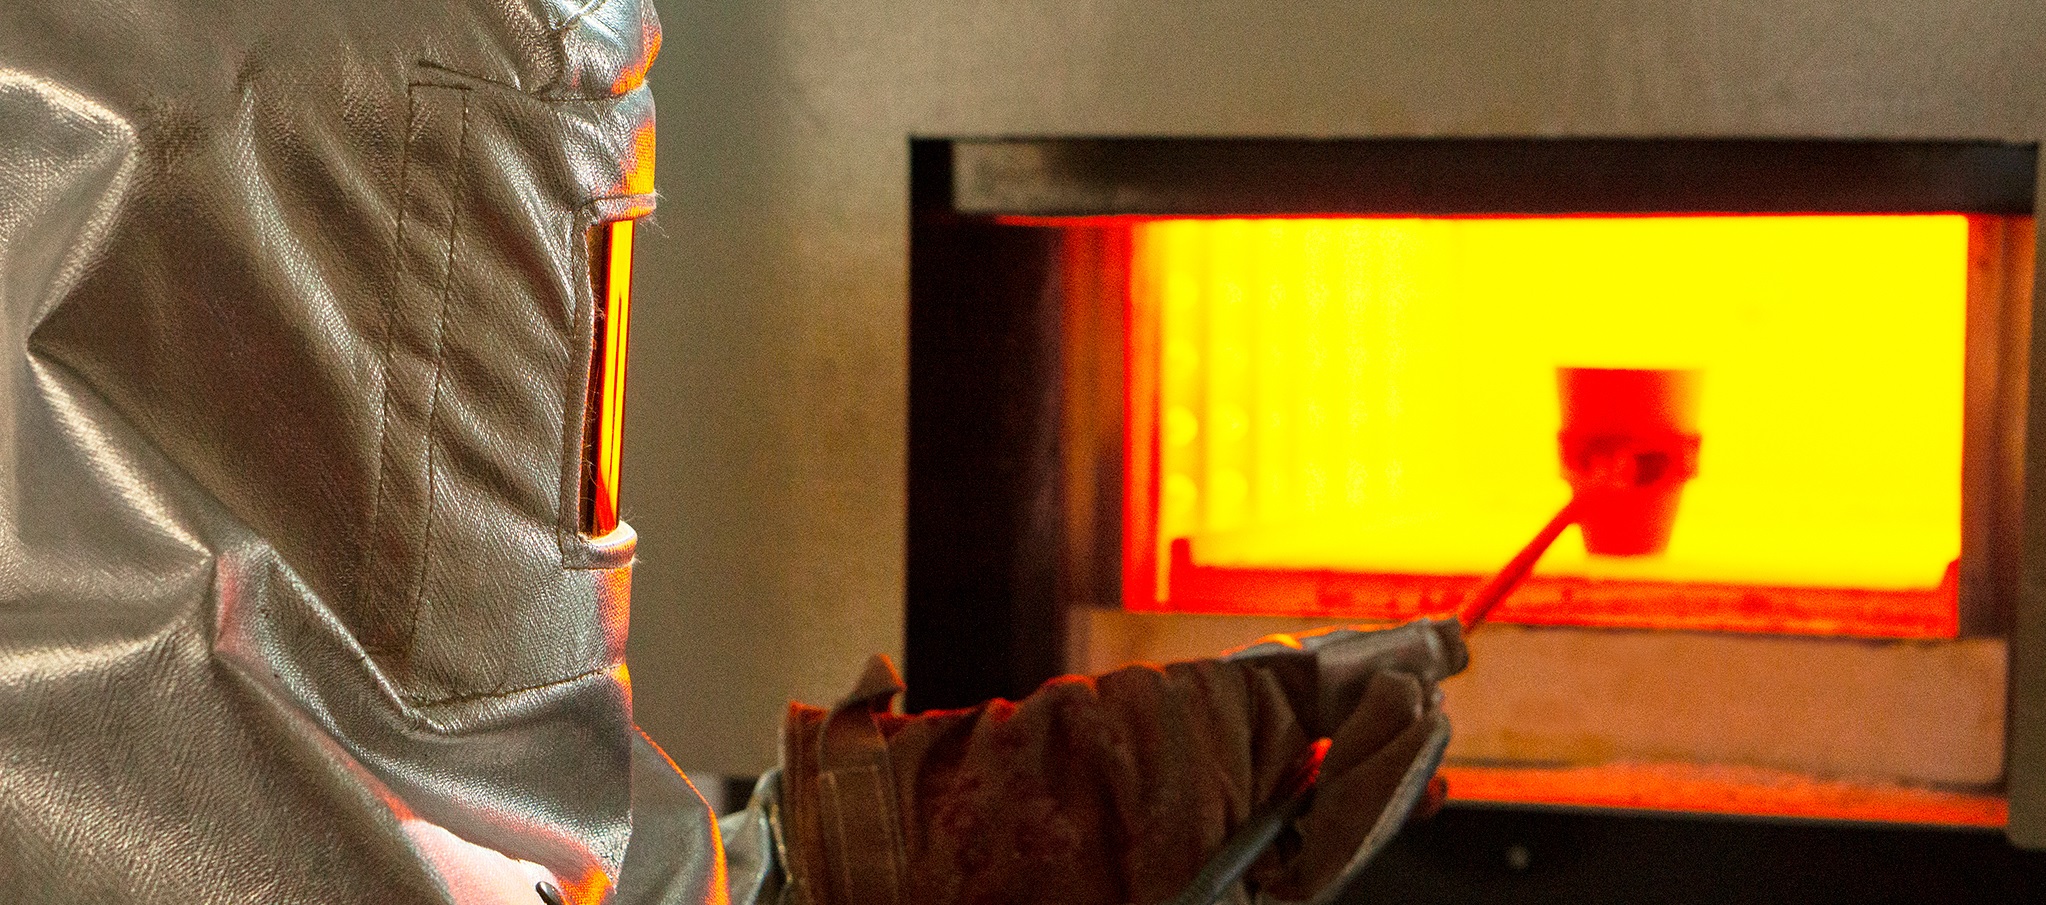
[1141,216,1968,594]
[585,219,633,536]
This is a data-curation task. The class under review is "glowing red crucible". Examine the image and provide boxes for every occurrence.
[1557,367,1703,557]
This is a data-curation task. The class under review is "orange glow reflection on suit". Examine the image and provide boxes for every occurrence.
[625,121,657,197]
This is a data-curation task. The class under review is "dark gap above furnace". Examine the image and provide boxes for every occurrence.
[941,138,2038,218]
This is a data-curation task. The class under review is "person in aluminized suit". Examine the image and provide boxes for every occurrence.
[0,1,1466,902]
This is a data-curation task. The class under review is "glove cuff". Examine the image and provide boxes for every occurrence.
[778,655,911,905]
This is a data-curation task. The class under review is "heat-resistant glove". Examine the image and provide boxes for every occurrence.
[773,617,1468,905]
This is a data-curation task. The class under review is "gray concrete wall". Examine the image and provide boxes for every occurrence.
[623,0,2046,819]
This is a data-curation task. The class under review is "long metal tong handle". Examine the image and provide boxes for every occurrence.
[1163,739,1329,905]
[1457,495,1580,633]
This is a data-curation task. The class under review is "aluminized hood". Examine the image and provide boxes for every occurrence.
[0,1,718,901]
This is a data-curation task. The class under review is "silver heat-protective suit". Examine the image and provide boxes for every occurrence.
[0,1,702,901]
[0,1,1464,902]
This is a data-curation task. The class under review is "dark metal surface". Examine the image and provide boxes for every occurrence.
[905,142,1071,710]
[953,138,2038,217]
[2009,155,2046,849]
[1344,805,2046,905]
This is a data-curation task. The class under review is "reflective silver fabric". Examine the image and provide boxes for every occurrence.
[0,2,737,901]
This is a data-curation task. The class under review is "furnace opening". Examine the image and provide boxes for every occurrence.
[1125,214,1994,638]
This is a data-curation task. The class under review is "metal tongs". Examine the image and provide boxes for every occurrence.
[1168,367,1702,905]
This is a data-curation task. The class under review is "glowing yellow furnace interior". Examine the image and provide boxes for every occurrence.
[1138,215,1967,594]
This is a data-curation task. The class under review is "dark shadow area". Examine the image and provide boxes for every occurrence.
[1342,805,2046,905]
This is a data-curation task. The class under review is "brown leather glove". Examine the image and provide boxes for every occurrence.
[776,618,1468,905]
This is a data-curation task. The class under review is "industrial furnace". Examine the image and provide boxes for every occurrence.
[904,137,2045,897]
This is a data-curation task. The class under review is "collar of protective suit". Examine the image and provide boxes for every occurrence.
[0,2,706,902]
